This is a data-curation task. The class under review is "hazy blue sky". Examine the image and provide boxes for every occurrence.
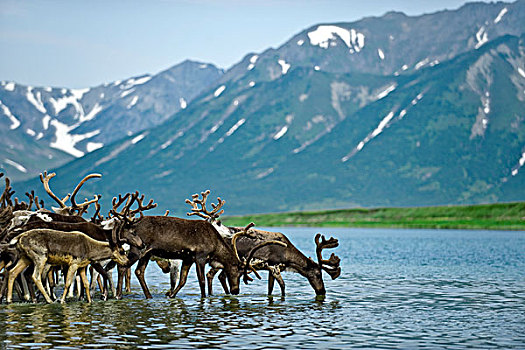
[1,0,492,88]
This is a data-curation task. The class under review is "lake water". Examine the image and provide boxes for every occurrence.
[1,228,524,349]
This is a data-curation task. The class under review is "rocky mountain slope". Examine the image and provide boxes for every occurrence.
[14,1,525,215]
[0,61,223,180]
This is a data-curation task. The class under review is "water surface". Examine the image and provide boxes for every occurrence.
[1,228,524,349]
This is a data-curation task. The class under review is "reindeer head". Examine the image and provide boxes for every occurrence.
[107,191,156,249]
[307,233,341,296]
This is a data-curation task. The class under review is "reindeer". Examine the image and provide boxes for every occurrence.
[6,228,129,304]
[184,192,341,297]
[113,191,283,299]
[210,229,341,297]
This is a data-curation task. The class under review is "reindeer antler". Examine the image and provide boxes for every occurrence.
[231,222,255,263]
[40,171,67,209]
[314,233,341,280]
[128,192,157,218]
[185,190,225,222]
[243,239,287,283]
[70,173,102,213]
[0,175,15,208]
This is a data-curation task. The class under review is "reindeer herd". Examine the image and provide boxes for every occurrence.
[0,171,341,304]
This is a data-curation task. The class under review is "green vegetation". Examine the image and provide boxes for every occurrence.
[222,202,525,230]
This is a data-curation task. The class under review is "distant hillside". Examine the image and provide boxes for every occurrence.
[13,1,525,216]
[0,61,223,181]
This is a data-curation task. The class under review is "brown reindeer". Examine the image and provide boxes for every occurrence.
[114,191,282,299]
[184,194,341,297]
[6,228,129,304]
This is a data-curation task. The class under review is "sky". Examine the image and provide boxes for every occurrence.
[0,0,493,88]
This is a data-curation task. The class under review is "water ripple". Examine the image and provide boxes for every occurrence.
[1,228,524,349]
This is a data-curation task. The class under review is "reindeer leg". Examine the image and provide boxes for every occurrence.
[14,275,25,301]
[206,267,220,295]
[169,260,180,294]
[104,260,117,297]
[218,270,230,295]
[45,266,57,301]
[135,255,152,299]
[79,267,91,303]
[31,258,54,304]
[195,256,207,297]
[75,274,82,299]
[268,272,275,295]
[61,264,79,304]
[20,267,32,301]
[89,265,100,292]
[0,261,12,302]
[116,265,127,299]
[125,267,132,293]
[274,271,285,297]
[7,257,30,303]
[168,259,192,298]
[91,263,110,300]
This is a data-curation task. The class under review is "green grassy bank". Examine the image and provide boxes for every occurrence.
[222,202,525,230]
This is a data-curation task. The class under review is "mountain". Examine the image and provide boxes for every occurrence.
[0,61,223,181]
[14,1,525,216]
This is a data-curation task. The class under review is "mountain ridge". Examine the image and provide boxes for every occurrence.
[8,1,525,216]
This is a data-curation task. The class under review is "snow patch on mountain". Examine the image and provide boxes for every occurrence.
[278,59,291,74]
[132,133,146,144]
[342,111,395,162]
[3,82,15,91]
[494,7,508,23]
[377,84,397,100]
[415,58,430,70]
[86,142,103,152]
[42,115,51,130]
[248,55,258,70]
[0,100,20,129]
[26,87,47,114]
[126,96,138,110]
[307,25,365,53]
[83,103,103,122]
[120,89,135,98]
[256,167,274,179]
[71,88,89,100]
[214,85,226,97]
[226,118,245,137]
[475,26,488,49]
[4,158,27,173]
[209,119,246,152]
[378,49,385,60]
[50,119,100,157]
[121,76,151,90]
[49,92,84,116]
[273,126,288,140]
[511,151,525,176]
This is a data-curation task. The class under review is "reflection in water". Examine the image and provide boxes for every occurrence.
[1,228,524,349]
